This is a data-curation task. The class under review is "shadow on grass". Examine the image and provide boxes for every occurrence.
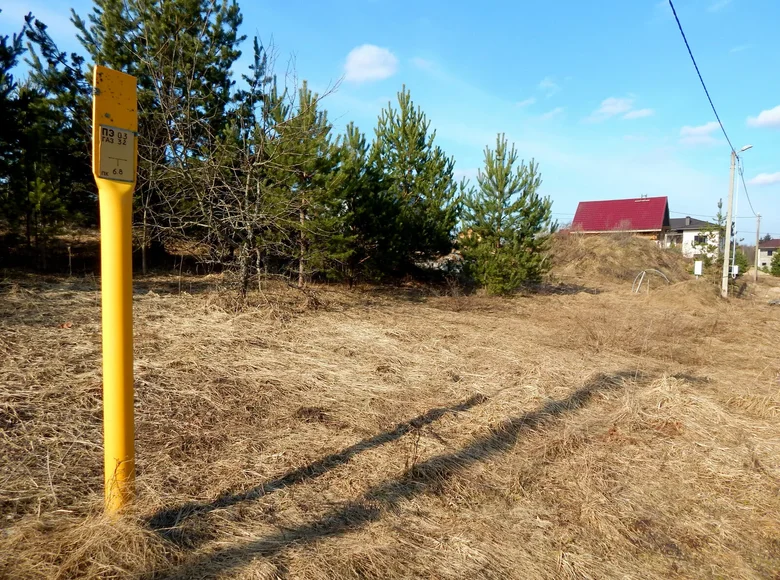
[148,393,489,545]
[0,272,218,297]
[132,277,218,296]
[146,371,645,579]
[526,282,602,296]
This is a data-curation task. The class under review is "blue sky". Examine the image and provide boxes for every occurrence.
[2,0,779,237]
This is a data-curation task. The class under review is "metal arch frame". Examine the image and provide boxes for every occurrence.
[632,269,670,294]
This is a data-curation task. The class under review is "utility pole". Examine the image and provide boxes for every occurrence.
[754,213,761,282]
[721,150,736,299]
[720,145,754,298]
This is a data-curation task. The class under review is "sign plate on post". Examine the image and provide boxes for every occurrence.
[92,66,138,186]
[98,125,135,182]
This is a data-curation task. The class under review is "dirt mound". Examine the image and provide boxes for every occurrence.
[549,233,691,286]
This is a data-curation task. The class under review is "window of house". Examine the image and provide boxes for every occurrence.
[768,250,774,257]
[694,234,707,245]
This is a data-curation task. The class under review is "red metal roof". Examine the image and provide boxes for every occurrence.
[571,196,670,232]
[759,238,780,249]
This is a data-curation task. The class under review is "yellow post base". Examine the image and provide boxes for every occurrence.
[100,181,135,514]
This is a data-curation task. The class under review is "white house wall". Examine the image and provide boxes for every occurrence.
[759,248,775,268]
[681,230,719,259]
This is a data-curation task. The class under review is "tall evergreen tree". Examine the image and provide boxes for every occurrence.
[373,86,459,271]
[72,0,245,272]
[317,122,400,285]
[25,18,94,226]
[461,133,552,294]
[0,12,32,235]
[771,251,780,277]
[270,81,337,287]
[171,38,289,295]
[691,199,725,267]
[0,11,28,234]
[0,11,27,171]
[0,10,26,98]
[0,15,93,267]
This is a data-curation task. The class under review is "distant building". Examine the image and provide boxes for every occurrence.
[664,216,721,258]
[571,196,670,241]
[758,238,780,269]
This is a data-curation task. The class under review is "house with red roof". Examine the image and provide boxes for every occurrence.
[758,238,780,269]
[570,196,722,258]
[571,196,671,239]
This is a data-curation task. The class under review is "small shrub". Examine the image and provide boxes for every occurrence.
[734,248,751,277]
[771,252,780,277]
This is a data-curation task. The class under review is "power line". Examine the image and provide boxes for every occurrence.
[669,211,714,218]
[669,210,754,220]
[737,160,758,217]
[668,0,736,155]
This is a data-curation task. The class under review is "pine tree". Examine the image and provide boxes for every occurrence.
[221,38,283,292]
[771,251,780,277]
[461,133,552,294]
[691,199,724,267]
[72,0,245,272]
[733,247,750,277]
[0,11,27,152]
[0,14,93,268]
[268,81,338,287]
[26,20,94,224]
[165,39,293,296]
[0,10,27,102]
[317,122,400,285]
[0,12,31,234]
[373,86,459,271]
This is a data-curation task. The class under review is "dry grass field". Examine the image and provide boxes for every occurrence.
[2,237,780,579]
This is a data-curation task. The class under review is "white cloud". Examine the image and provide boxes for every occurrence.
[539,107,564,120]
[600,97,634,116]
[708,0,732,12]
[747,105,780,129]
[652,0,673,21]
[411,57,435,71]
[344,45,398,83]
[516,97,536,108]
[623,108,654,119]
[680,121,721,146]
[623,134,648,142]
[538,77,559,97]
[586,97,654,122]
[747,172,780,187]
[586,97,633,122]
[729,45,750,54]
[454,167,479,182]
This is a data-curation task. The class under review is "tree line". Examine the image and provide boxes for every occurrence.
[0,0,554,295]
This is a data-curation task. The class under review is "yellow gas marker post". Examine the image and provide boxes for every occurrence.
[92,66,138,514]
